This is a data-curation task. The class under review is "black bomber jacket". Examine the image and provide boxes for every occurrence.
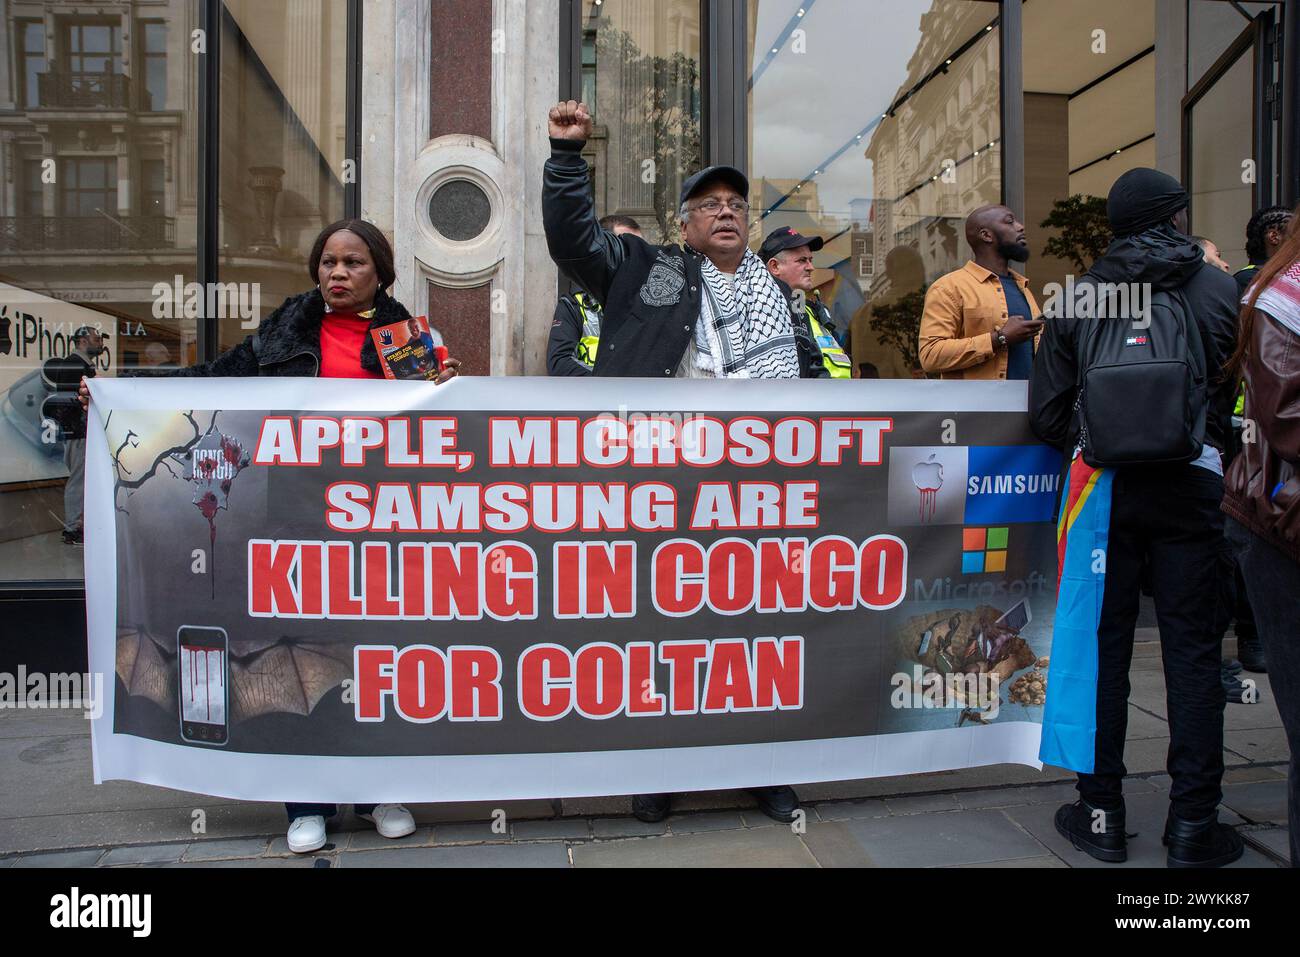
[542,137,825,378]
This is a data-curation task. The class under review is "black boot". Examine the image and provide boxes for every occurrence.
[746,785,799,823]
[631,793,670,823]
[1236,632,1267,674]
[1221,666,1253,704]
[1054,799,1127,862]
[1164,812,1244,868]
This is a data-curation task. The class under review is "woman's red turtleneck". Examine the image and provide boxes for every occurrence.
[318,312,383,379]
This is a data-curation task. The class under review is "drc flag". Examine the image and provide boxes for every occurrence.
[1038,456,1113,773]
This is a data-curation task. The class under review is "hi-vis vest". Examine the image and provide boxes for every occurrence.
[807,306,850,378]
[574,292,602,368]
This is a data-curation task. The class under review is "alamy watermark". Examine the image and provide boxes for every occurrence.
[0,666,104,719]
[151,274,261,328]
[1040,276,1153,328]
[593,404,710,454]
[890,666,1001,720]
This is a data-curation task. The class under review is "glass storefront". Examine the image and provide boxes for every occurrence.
[748,0,1001,379]
[576,0,702,244]
[0,0,354,585]
[2,0,1296,594]
[217,0,349,351]
[1020,0,1283,303]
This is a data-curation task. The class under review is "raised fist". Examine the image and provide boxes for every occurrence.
[548,100,593,142]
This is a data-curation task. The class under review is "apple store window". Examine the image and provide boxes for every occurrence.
[1020,1,1284,305]
[0,0,357,586]
[574,0,703,245]
[747,0,1002,379]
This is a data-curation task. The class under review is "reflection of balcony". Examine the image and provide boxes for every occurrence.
[0,216,175,252]
[36,71,130,110]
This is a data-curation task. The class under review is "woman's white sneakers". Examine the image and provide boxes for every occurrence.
[357,804,417,839]
[286,815,327,854]
[287,804,416,854]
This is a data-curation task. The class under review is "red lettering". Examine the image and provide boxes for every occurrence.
[363,544,399,618]
[575,644,623,718]
[707,540,755,614]
[585,542,634,616]
[395,646,446,721]
[327,543,363,616]
[809,538,856,610]
[758,539,805,612]
[250,541,299,616]
[450,647,502,719]
[653,541,704,615]
[703,639,754,711]
[518,645,572,719]
[858,536,907,609]
[429,544,481,619]
[354,646,394,720]
[755,637,802,708]
[626,642,665,715]
[659,641,708,713]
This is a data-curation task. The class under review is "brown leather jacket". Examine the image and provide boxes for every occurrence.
[1222,308,1300,562]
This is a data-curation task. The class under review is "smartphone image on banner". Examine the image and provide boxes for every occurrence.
[996,599,1032,634]
[177,625,229,746]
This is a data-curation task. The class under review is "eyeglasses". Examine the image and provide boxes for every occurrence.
[689,198,751,216]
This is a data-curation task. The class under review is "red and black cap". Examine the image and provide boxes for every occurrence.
[758,226,824,262]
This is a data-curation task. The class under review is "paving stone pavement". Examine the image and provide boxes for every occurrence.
[1,641,1290,868]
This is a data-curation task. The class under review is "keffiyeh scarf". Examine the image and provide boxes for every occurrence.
[689,247,801,379]
[1253,259,1300,338]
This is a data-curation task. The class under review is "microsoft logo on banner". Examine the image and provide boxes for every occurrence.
[962,526,1008,574]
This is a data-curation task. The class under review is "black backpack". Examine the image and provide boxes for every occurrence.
[1074,285,1208,467]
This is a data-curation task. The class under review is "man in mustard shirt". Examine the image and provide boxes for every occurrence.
[918,205,1043,379]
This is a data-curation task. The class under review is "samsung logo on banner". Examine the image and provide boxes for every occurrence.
[886,444,1063,526]
[963,446,1062,524]
[50,887,151,937]
[965,472,1059,496]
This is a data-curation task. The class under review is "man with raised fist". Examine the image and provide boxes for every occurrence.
[542,99,804,825]
[543,99,815,382]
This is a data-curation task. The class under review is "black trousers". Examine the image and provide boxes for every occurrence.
[1227,517,1300,866]
[286,803,376,822]
[1077,465,1226,820]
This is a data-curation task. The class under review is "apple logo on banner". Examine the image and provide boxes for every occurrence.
[887,446,969,526]
[911,453,943,521]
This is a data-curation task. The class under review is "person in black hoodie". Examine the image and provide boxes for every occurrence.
[1029,168,1243,867]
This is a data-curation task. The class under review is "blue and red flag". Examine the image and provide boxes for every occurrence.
[1038,456,1113,773]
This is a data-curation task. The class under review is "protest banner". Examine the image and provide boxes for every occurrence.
[86,376,1061,802]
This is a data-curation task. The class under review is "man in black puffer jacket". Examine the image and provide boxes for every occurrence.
[1030,168,1243,868]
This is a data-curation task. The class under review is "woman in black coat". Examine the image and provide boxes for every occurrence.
[82,219,461,853]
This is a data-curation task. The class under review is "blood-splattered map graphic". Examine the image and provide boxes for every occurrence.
[171,423,250,596]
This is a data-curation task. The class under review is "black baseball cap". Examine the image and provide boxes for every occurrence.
[758,226,825,262]
[679,166,750,208]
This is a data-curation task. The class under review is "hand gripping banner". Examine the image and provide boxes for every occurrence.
[85,377,1062,802]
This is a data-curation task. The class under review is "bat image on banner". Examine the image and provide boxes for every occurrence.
[85,376,1062,803]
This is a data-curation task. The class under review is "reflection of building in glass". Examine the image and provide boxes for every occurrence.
[0,0,198,367]
[0,0,347,584]
[864,2,1000,295]
[0,0,348,363]
[852,228,874,281]
[580,0,701,245]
